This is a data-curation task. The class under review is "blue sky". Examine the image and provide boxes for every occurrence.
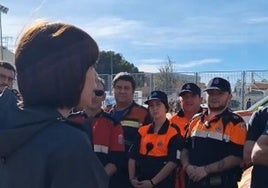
[1,0,268,72]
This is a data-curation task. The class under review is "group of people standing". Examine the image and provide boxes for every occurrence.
[0,20,267,188]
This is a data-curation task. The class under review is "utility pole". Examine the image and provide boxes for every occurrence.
[110,51,113,94]
[0,4,8,60]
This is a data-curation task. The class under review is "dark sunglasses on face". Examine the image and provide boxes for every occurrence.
[94,89,105,97]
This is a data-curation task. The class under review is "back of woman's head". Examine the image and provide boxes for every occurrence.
[15,21,99,108]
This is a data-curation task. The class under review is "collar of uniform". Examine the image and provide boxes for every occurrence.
[201,107,231,122]
[177,109,185,117]
[111,100,135,115]
[148,119,169,134]
[177,107,203,117]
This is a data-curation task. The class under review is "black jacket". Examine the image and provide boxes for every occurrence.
[0,89,108,188]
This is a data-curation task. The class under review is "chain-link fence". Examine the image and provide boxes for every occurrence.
[99,70,268,111]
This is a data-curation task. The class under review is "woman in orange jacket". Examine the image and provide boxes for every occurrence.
[128,90,184,188]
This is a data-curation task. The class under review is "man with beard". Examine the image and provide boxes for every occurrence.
[181,77,247,188]
[0,61,15,93]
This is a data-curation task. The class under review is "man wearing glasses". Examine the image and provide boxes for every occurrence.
[0,61,16,93]
[69,77,125,188]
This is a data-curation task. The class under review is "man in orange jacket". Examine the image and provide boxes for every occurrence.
[170,83,203,188]
[109,72,152,187]
[181,77,246,188]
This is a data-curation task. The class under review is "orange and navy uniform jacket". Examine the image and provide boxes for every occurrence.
[110,101,152,152]
[68,110,125,168]
[169,108,203,137]
[184,108,247,180]
[129,119,184,187]
[169,108,203,188]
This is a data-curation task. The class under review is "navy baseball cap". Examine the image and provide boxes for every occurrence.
[144,90,169,109]
[204,77,231,93]
[179,83,201,96]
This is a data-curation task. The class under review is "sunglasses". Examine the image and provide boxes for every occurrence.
[94,89,105,97]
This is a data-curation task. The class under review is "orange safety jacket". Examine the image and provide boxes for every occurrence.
[138,122,179,157]
[137,120,181,187]
[169,114,188,137]
[169,110,189,188]
[129,119,183,187]
[169,108,203,137]
[186,109,246,148]
[169,108,203,188]
[184,108,247,186]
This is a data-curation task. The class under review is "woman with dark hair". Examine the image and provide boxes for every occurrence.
[128,90,183,188]
[0,21,108,188]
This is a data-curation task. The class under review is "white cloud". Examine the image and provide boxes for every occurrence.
[138,58,165,65]
[138,64,160,73]
[135,58,165,72]
[176,58,222,69]
[246,17,268,24]
[2,1,268,74]
[5,12,268,53]
[136,58,222,72]
[84,15,266,53]
[84,17,144,39]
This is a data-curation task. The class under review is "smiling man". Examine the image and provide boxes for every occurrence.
[170,83,203,188]
[0,61,16,93]
[109,72,152,187]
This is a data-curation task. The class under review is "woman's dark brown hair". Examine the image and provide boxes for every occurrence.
[15,21,99,108]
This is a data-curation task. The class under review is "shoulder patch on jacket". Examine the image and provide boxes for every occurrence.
[226,113,245,125]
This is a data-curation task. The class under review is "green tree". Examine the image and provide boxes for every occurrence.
[96,51,139,74]
[96,50,145,90]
